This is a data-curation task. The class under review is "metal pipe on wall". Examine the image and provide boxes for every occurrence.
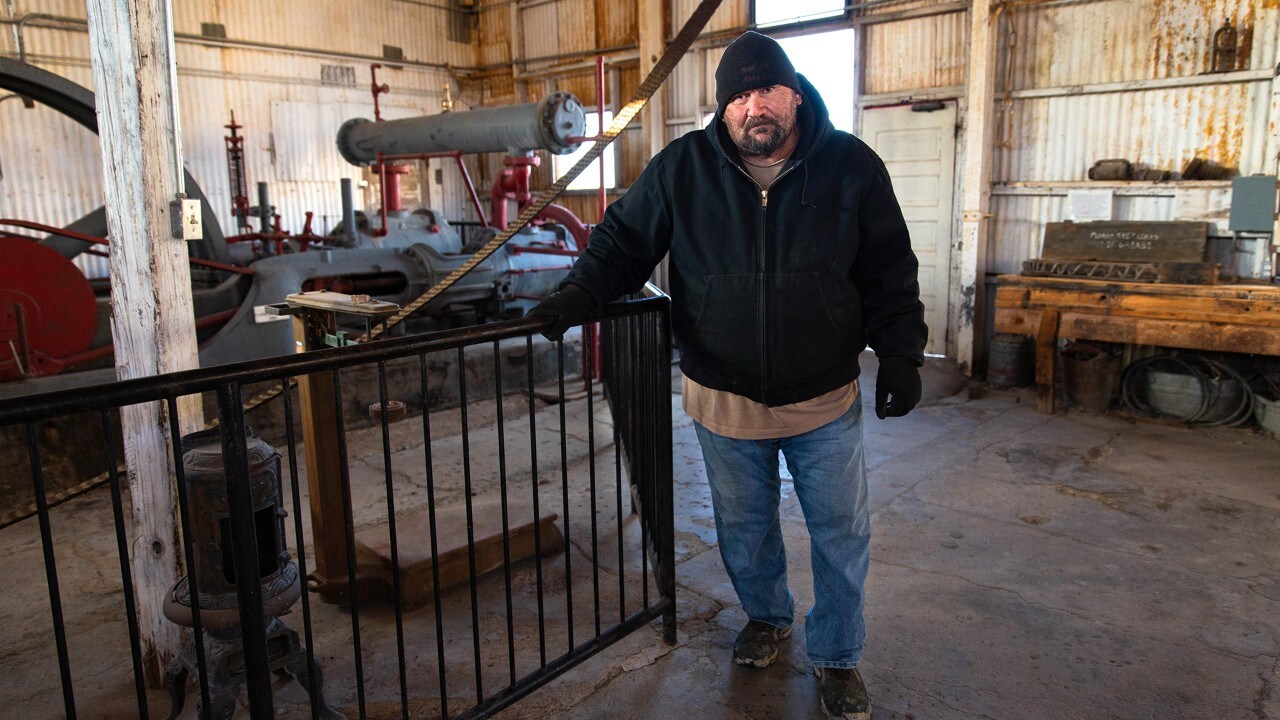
[336,92,585,163]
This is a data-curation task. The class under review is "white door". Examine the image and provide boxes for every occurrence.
[859,103,956,356]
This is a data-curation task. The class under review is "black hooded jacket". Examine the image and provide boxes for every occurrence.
[561,74,928,406]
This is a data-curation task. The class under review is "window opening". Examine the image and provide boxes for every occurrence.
[553,111,616,191]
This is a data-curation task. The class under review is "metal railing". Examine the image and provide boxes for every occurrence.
[0,293,673,719]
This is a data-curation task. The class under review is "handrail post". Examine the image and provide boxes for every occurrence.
[215,381,274,719]
[653,304,677,644]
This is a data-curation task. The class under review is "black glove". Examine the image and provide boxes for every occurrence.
[875,356,922,419]
[527,284,596,341]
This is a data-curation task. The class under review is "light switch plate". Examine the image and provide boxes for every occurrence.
[170,197,202,240]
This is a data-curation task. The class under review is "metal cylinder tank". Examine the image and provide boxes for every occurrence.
[336,92,586,164]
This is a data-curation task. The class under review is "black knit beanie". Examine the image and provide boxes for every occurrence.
[714,31,800,111]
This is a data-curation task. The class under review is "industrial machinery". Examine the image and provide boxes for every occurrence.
[0,58,590,386]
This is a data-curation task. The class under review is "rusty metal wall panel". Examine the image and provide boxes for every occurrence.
[1006,0,1278,89]
[665,50,701,120]
[519,0,599,64]
[672,0,748,34]
[864,10,968,95]
[560,69,603,107]
[172,0,472,68]
[995,81,1271,182]
[477,0,513,67]
[599,0,638,48]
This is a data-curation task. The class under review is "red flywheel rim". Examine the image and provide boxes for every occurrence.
[0,236,99,359]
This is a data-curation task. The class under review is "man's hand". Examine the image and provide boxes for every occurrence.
[874,357,922,419]
[526,284,595,341]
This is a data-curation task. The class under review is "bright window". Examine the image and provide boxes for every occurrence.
[553,111,616,191]
[777,30,856,133]
[754,0,844,27]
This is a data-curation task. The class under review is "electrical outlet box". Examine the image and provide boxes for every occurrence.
[170,197,202,240]
[1229,176,1278,233]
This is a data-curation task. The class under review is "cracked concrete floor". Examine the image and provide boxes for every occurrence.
[3,354,1279,720]
[495,356,1280,720]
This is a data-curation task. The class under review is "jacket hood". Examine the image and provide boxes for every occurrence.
[706,72,832,166]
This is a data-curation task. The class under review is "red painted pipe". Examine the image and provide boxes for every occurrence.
[0,218,254,275]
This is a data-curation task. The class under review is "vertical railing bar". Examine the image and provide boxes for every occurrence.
[329,368,368,718]
[167,414,212,719]
[458,346,485,703]
[417,354,449,720]
[164,397,213,720]
[647,311,662,612]
[655,308,678,642]
[585,330,601,638]
[635,316,649,610]
[557,340,574,652]
[26,421,76,719]
[377,361,411,719]
[100,409,148,720]
[280,379,322,720]
[612,329,626,623]
[493,340,517,686]
[526,335,547,669]
[215,381,274,719]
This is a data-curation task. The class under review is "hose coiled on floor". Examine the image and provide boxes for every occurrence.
[1120,354,1255,427]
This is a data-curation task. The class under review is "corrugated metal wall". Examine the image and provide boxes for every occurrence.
[988,0,1279,274]
[1,0,466,271]
[5,0,1276,339]
[863,6,968,95]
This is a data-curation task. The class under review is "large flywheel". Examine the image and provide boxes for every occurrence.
[0,236,98,380]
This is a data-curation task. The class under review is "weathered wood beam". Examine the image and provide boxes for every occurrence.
[85,0,200,685]
[638,0,666,157]
[954,0,998,374]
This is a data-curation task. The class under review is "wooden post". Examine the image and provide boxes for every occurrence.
[638,0,666,158]
[292,312,353,597]
[85,0,200,685]
[1035,308,1060,414]
[639,0,668,289]
[954,0,999,374]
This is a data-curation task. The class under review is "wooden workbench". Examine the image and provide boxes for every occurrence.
[992,275,1280,412]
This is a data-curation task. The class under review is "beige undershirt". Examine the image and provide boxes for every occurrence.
[682,152,858,440]
[683,375,858,440]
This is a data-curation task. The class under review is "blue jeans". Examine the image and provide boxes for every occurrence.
[693,399,870,669]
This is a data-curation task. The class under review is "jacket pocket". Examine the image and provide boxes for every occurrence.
[771,273,843,385]
[688,274,760,381]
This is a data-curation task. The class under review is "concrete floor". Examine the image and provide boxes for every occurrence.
[500,356,1280,720]
[3,354,1279,719]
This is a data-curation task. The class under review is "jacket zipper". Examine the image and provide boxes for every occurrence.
[731,160,799,397]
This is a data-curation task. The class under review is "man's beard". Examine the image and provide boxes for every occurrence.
[729,116,793,157]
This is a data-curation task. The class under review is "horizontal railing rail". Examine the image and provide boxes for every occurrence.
[0,292,673,720]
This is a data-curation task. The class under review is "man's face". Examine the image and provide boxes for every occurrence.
[722,85,802,157]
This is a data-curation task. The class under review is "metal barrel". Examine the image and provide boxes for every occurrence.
[336,92,585,165]
[987,333,1032,388]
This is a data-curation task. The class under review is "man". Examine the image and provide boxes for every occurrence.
[530,30,926,720]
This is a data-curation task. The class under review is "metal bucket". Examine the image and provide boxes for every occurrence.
[988,334,1033,388]
[1061,343,1115,414]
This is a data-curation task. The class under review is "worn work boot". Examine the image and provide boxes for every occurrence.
[732,620,792,668]
[814,667,871,719]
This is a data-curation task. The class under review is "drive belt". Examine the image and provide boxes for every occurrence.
[359,0,725,341]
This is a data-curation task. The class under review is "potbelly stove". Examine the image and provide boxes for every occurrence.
[161,427,342,720]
